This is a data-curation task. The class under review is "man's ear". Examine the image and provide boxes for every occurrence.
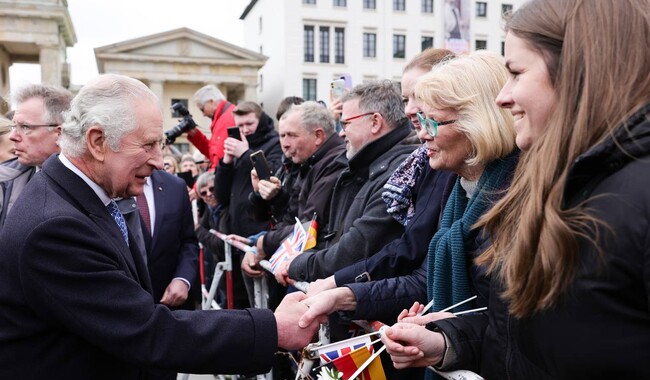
[313,128,326,146]
[86,126,107,162]
[370,113,383,134]
[53,125,62,137]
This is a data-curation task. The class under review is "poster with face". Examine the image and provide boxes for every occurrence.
[444,0,470,54]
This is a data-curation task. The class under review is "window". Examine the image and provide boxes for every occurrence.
[502,3,513,15]
[333,0,346,7]
[475,39,487,50]
[363,0,376,9]
[259,16,262,33]
[303,78,317,101]
[393,34,406,58]
[303,0,316,4]
[335,27,345,64]
[363,33,377,58]
[304,25,314,62]
[476,2,487,17]
[421,0,433,13]
[501,41,505,56]
[319,27,330,63]
[171,99,188,118]
[259,45,263,54]
[259,74,263,92]
[421,36,433,51]
[393,0,406,11]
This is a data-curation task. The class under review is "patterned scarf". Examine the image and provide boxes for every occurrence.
[382,145,428,226]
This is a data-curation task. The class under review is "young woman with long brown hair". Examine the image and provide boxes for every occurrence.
[382,0,650,378]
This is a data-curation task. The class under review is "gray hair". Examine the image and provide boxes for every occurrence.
[59,74,160,157]
[281,101,336,137]
[193,85,225,108]
[11,83,73,126]
[195,171,215,191]
[341,80,406,129]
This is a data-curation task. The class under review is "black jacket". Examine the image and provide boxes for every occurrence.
[262,133,347,254]
[435,104,650,379]
[289,124,417,282]
[333,165,453,286]
[215,113,283,238]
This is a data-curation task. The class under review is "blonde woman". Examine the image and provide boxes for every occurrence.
[383,0,650,378]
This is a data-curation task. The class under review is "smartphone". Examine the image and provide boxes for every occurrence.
[330,79,346,100]
[340,74,353,90]
[250,150,272,181]
[227,126,241,140]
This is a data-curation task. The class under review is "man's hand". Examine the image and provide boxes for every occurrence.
[258,177,282,200]
[275,292,323,350]
[299,287,357,328]
[306,275,337,296]
[250,169,260,193]
[381,323,446,369]
[241,251,265,278]
[160,279,190,308]
[329,98,343,122]
[274,253,299,286]
[224,136,249,159]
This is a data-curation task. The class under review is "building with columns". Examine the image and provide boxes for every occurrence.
[0,0,76,113]
[94,27,267,152]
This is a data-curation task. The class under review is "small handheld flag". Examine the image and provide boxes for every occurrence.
[303,212,318,251]
[267,218,307,274]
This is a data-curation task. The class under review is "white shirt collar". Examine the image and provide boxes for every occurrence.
[58,153,113,206]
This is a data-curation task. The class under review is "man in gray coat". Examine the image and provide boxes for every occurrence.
[0,84,72,228]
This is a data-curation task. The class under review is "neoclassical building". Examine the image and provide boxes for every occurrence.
[0,0,76,113]
[95,27,267,151]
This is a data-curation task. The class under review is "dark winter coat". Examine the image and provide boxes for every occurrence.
[214,113,283,238]
[288,124,417,282]
[435,104,650,379]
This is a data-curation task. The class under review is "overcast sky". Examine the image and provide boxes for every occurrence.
[9,0,250,90]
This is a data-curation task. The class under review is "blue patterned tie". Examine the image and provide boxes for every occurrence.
[106,200,129,245]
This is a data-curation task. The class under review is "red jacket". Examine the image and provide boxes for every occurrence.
[187,100,235,170]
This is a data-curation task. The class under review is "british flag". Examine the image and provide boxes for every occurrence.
[316,333,374,365]
[268,218,306,273]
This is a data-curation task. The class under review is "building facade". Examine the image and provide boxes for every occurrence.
[240,0,524,119]
[0,0,76,113]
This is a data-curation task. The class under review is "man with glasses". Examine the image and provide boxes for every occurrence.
[275,81,416,301]
[187,84,236,170]
[0,83,72,228]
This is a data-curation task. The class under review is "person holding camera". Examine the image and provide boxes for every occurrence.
[186,84,235,170]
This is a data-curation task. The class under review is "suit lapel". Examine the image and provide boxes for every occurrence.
[43,156,143,285]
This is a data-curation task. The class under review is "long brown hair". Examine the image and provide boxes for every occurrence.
[477,0,650,318]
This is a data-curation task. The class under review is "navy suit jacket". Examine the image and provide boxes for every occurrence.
[145,170,199,308]
[0,155,276,379]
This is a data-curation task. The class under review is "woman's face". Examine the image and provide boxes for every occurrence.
[496,32,557,151]
[199,184,217,208]
[401,67,429,132]
[163,158,176,174]
[417,106,476,179]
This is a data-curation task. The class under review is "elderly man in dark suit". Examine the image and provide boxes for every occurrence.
[0,73,320,380]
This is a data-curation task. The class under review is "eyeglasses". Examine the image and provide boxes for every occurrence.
[415,112,456,137]
[10,123,59,135]
[340,112,376,130]
[199,186,215,197]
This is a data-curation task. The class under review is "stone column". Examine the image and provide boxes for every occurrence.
[40,45,63,86]
[244,83,258,102]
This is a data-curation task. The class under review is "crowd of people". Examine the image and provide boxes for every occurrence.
[0,0,649,379]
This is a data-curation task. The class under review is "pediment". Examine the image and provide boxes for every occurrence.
[95,27,266,69]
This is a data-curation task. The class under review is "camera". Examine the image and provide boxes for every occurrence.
[165,102,197,144]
